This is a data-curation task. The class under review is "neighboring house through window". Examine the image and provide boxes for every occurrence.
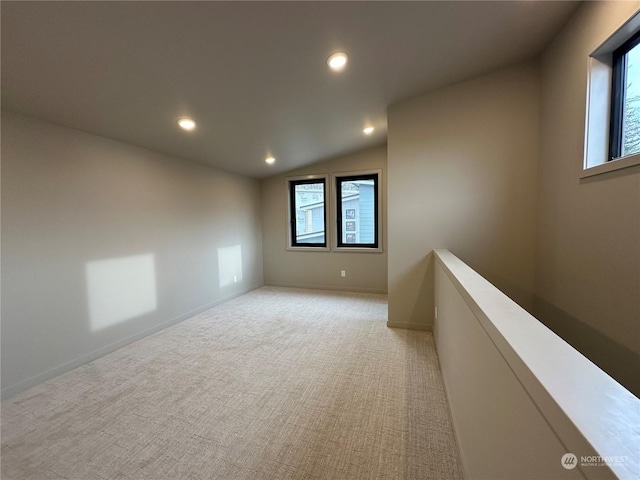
[288,176,327,248]
[286,170,381,251]
[336,173,379,248]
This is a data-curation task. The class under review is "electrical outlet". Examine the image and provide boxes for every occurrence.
[233,275,238,283]
[341,270,346,277]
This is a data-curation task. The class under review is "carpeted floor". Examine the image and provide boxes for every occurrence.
[1,286,464,480]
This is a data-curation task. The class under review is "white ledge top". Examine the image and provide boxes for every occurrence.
[434,249,639,480]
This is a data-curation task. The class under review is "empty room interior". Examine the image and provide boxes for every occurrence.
[1,1,639,480]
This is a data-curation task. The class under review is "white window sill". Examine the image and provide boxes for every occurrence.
[286,246,330,252]
[581,153,640,178]
[286,246,383,253]
[333,247,383,254]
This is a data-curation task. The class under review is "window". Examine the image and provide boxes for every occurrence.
[335,173,379,248]
[610,31,640,160]
[285,171,382,252]
[288,177,327,248]
[584,12,640,177]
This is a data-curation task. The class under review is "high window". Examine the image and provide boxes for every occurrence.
[335,173,379,248]
[610,31,640,160]
[288,177,327,248]
[584,12,640,177]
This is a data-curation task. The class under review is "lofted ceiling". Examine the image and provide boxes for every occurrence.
[1,1,579,178]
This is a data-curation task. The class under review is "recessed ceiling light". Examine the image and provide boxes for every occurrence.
[363,126,374,135]
[265,156,276,165]
[327,52,348,71]
[177,118,196,131]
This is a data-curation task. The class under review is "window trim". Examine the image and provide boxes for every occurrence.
[285,174,330,251]
[332,169,383,253]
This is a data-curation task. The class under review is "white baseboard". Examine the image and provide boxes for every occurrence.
[1,287,258,400]
[386,321,432,331]
[265,281,387,295]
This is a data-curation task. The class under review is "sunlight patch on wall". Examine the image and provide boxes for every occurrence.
[218,245,243,288]
[86,253,157,331]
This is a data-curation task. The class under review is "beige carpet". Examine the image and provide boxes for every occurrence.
[1,286,464,480]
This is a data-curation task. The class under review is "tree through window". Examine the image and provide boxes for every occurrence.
[610,31,640,159]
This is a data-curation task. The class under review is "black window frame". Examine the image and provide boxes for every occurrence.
[288,177,327,248]
[335,173,379,249]
[609,30,640,161]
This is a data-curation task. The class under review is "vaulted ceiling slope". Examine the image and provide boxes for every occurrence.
[1,1,578,178]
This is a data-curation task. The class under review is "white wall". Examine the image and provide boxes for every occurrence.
[387,62,539,330]
[261,146,387,293]
[535,1,640,396]
[1,111,264,398]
